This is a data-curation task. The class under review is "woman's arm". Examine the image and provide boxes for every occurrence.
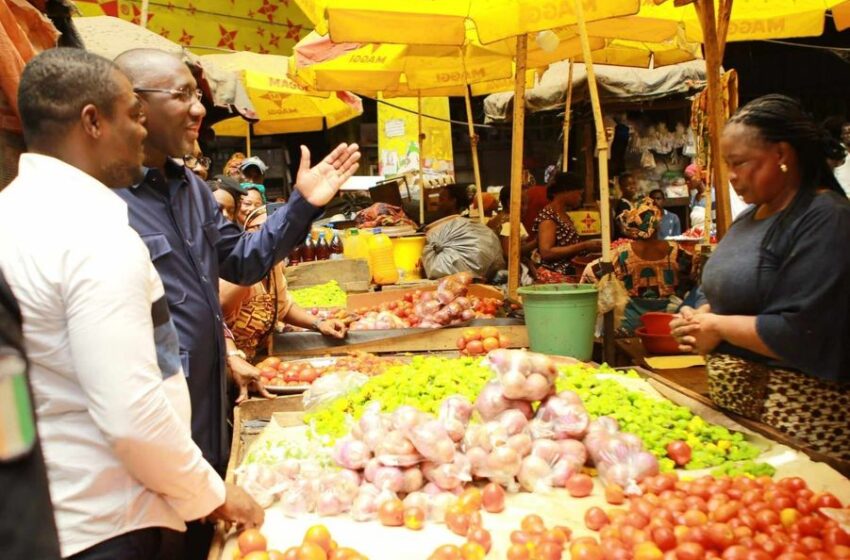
[219,279,252,323]
[284,303,347,338]
[674,313,780,357]
[537,220,598,260]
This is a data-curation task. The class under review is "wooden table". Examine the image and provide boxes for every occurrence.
[615,336,710,397]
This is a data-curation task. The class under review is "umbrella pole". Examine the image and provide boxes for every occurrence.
[562,59,574,172]
[695,0,732,239]
[507,35,528,300]
[246,122,252,157]
[574,0,614,364]
[141,0,149,28]
[418,94,425,225]
[464,87,486,224]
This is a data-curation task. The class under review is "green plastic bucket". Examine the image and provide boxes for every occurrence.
[517,283,598,360]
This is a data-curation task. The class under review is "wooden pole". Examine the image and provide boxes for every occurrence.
[418,94,426,225]
[246,121,252,157]
[562,59,575,172]
[574,0,615,364]
[141,0,149,28]
[694,0,732,238]
[507,35,528,300]
[573,0,610,264]
[464,87,486,224]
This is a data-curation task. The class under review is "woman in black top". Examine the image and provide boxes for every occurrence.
[671,95,850,463]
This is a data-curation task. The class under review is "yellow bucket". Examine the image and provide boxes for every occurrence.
[391,236,426,281]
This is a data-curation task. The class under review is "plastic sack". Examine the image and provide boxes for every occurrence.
[422,217,505,280]
[303,371,369,413]
[486,349,558,401]
[534,396,590,440]
[438,396,474,442]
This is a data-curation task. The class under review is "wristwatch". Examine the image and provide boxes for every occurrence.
[311,318,322,331]
[226,349,247,361]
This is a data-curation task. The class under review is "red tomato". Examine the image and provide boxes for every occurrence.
[566,473,594,498]
[378,498,404,527]
[238,529,268,555]
[832,545,850,559]
[467,527,492,553]
[481,482,505,513]
[506,544,531,560]
[537,542,565,560]
[810,493,843,510]
[606,483,626,505]
[404,506,425,530]
[586,507,611,531]
[510,531,534,545]
[445,508,470,537]
[706,523,734,551]
[675,542,706,560]
[428,545,462,560]
[667,441,693,466]
[777,478,807,493]
[481,337,500,352]
[824,527,850,549]
[652,526,678,551]
[571,538,604,560]
[465,340,485,355]
[521,514,546,535]
[721,545,750,560]
[456,337,467,350]
[683,511,708,528]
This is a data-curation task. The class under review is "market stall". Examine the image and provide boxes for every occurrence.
[210,349,850,560]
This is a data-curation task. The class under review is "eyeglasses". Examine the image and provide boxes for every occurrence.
[134,87,203,104]
[183,154,211,168]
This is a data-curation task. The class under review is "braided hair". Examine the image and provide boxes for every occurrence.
[726,95,844,289]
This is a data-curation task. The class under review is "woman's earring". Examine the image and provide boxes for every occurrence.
[779,163,788,173]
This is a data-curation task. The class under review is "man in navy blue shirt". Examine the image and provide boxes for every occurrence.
[113,49,360,476]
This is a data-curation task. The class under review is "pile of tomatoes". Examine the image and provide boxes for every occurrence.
[234,525,367,560]
[426,483,507,560]
[579,473,848,560]
[456,326,512,356]
[256,356,321,387]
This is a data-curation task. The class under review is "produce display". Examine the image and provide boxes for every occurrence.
[291,280,348,309]
[347,273,503,330]
[233,524,368,560]
[555,364,761,471]
[456,327,512,356]
[255,353,403,388]
[304,356,494,439]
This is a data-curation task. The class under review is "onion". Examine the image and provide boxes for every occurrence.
[507,433,533,457]
[466,446,488,471]
[429,492,458,523]
[351,493,378,521]
[633,451,660,479]
[588,415,619,434]
[497,409,529,436]
[401,467,425,493]
[392,406,423,431]
[518,455,553,492]
[374,466,404,493]
[454,296,471,310]
[403,491,429,512]
[557,439,588,467]
[332,439,371,470]
[316,491,344,516]
[363,457,380,483]
[551,458,579,487]
[461,309,475,321]
[620,432,645,451]
[531,438,561,465]
[277,458,300,479]
[524,372,552,401]
[501,370,527,399]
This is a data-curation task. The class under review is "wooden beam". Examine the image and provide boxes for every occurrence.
[562,59,575,172]
[464,87,486,224]
[507,35,528,300]
[694,0,732,238]
[418,94,425,225]
[717,0,734,59]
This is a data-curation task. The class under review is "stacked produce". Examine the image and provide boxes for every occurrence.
[456,327,512,356]
[290,280,348,309]
[347,273,503,331]
[256,353,404,388]
[233,524,368,560]
[240,350,661,527]
[556,364,760,471]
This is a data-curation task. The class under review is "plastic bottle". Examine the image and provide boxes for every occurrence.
[316,231,330,261]
[302,233,316,262]
[329,230,344,260]
[368,227,399,285]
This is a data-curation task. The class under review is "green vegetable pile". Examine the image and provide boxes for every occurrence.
[305,356,493,439]
[711,460,776,478]
[243,435,333,467]
[556,363,761,471]
[290,280,347,309]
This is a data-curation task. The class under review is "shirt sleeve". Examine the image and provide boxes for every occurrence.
[209,185,323,285]
[755,199,850,379]
[64,232,225,521]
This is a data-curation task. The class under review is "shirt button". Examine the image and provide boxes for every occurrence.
[186,239,193,247]
[216,314,221,322]
[201,275,208,282]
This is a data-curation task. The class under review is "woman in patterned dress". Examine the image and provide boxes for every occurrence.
[532,172,601,277]
[671,95,850,463]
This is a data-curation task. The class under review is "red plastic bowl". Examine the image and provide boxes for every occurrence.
[640,312,675,335]
[635,327,684,355]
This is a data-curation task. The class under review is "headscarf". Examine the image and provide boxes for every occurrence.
[241,182,267,203]
[616,195,661,240]
[543,164,558,186]
[225,152,247,177]
[684,163,703,180]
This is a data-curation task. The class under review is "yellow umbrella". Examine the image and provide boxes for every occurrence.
[200,51,363,136]
[295,0,641,45]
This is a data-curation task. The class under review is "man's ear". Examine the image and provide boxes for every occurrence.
[80,104,102,139]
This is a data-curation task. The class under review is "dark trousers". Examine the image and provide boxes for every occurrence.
[67,528,168,560]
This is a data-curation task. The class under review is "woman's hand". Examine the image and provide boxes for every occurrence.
[671,309,722,355]
[316,318,347,339]
[581,239,603,252]
[227,356,274,404]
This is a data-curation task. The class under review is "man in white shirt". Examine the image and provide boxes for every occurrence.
[0,48,262,559]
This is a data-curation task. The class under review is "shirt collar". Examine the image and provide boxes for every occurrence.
[16,153,127,215]
[132,157,188,190]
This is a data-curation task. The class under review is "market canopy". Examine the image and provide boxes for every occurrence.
[201,51,363,136]
[294,0,642,45]
[483,59,706,122]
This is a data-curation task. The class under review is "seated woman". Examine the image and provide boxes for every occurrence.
[220,208,347,401]
[672,95,850,463]
[532,172,601,279]
[488,185,537,260]
[584,197,692,332]
[208,175,245,223]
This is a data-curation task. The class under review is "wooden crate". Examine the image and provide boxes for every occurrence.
[345,283,503,310]
[285,259,371,292]
[209,396,305,560]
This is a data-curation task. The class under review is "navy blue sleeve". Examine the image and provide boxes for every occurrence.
[212,189,322,285]
[755,198,850,381]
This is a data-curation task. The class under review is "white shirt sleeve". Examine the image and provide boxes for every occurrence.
[63,232,225,521]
